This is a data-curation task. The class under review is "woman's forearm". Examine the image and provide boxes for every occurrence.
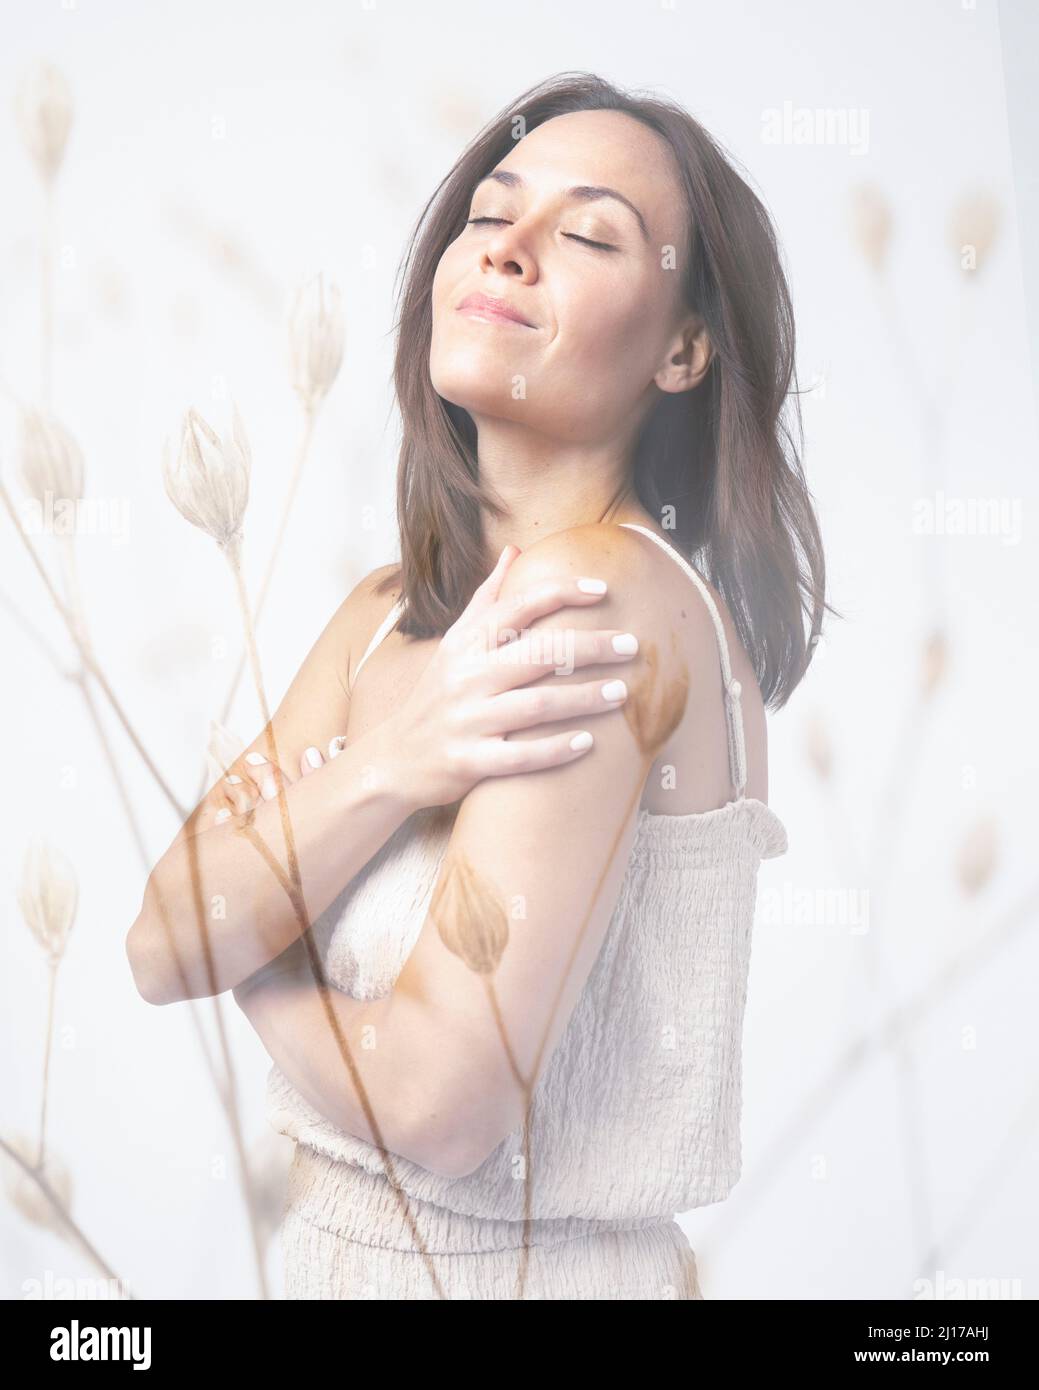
[232,966,471,1177]
[127,715,419,1006]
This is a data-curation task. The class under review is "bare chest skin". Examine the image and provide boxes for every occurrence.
[343,614,765,817]
[344,631,440,751]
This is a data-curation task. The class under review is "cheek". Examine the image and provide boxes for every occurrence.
[553,267,666,372]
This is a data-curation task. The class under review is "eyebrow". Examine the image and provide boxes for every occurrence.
[472,169,650,243]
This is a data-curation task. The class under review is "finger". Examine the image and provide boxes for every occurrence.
[486,576,615,647]
[461,543,521,619]
[238,748,299,798]
[300,745,324,776]
[475,677,629,735]
[483,628,640,694]
[471,729,595,779]
[222,778,257,815]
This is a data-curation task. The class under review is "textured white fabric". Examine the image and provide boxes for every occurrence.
[278,1140,706,1299]
[265,524,789,1239]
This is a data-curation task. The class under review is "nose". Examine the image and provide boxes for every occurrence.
[481,223,538,282]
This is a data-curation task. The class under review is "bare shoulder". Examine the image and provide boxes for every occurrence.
[500,523,767,806]
[339,562,403,687]
[499,522,726,681]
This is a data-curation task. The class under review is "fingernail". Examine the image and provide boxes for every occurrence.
[226,774,243,785]
[570,731,593,751]
[215,808,231,824]
[305,746,322,768]
[328,735,347,760]
[611,633,638,654]
[602,679,627,702]
[577,577,607,594]
[260,773,278,800]
[245,752,267,766]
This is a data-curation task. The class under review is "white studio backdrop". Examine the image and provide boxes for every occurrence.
[1,0,1036,1299]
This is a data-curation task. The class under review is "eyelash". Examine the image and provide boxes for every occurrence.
[465,216,617,252]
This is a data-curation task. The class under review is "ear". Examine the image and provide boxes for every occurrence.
[654,315,713,394]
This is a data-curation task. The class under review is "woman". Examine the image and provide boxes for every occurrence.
[127,71,828,1299]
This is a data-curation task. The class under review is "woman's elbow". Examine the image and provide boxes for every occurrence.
[125,911,177,1006]
[126,869,194,1006]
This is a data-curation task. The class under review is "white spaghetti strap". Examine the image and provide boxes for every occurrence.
[618,523,748,799]
[350,595,405,691]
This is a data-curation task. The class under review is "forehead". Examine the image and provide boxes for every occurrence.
[488,109,683,239]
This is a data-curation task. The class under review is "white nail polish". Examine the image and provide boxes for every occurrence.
[611,633,638,655]
[226,774,243,784]
[215,808,231,823]
[260,773,277,800]
[570,731,593,751]
[577,577,607,594]
[245,752,267,766]
[305,746,322,768]
[328,735,347,760]
[601,679,627,702]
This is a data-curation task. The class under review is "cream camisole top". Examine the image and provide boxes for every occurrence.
[265,523,788,1221]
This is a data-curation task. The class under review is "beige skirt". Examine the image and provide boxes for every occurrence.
[279,1141,705,1301]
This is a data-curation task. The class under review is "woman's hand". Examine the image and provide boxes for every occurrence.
[385,544,641,809]
[210,737,342,825]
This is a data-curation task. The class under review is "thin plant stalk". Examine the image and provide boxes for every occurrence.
[0,482,267,1287]
[37,963,58,1169]
[41,180,53,409]
[206,404,317,752]
[0,478,185,817]
[506,763,652,1300]
[222,541,447,1297]
[0,1136,131,1295]
[706,878,1039,1252]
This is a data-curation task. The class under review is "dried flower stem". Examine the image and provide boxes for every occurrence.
[37,962,57,1169]
[707,878,1039,1257]
[0,488,262,1284]
[177,827,269,1298]
[916,1075,1039,1283]
[0,478,185,817]
[0,1135,131,1294]
[196,403,318,802]
[72,666,225,1090]
[224,545,444,1295]
[509,765,651,1300]
[0,583,66,671]
[41,180,53,409]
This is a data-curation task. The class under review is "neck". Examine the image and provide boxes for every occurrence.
[472,415,657,560]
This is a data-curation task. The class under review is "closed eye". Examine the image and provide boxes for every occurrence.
[465,217,617,252]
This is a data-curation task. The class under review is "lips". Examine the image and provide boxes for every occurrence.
[456,292,535,328]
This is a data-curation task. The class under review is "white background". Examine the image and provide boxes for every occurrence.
[1,0,1036,1300]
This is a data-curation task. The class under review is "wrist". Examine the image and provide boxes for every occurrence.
[339,712,424,820]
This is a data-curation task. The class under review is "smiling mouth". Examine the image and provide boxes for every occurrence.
[458,306,533,328]
[456,294,536,329]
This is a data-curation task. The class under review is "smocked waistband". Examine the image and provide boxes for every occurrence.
[284,1143,672,1255]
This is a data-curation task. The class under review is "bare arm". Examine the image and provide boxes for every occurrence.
[231,525,698,1177]
[125,568,420,1006]
[232,946,469,1176]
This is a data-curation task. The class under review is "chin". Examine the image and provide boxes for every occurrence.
[429,346,526,419]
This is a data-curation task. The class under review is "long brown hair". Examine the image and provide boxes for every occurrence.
[374,70,832,710]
